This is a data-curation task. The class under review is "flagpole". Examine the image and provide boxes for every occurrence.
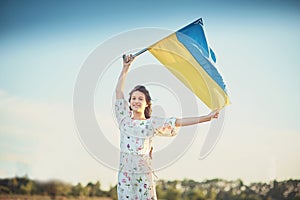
[132,48,148,58]
[122,48,148,62]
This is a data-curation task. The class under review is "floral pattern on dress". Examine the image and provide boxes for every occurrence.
[115,98,178,200]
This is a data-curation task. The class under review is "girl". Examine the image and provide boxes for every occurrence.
[115,54,219,199]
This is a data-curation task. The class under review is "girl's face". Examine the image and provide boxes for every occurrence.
[130,91,148,113]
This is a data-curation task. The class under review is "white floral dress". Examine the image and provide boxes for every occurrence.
[115,98,178,200]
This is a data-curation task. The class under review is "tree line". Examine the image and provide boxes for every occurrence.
[1,176,300,200]
[155,178,300,200]
[0,175,116,199]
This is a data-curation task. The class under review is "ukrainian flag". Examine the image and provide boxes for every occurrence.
[148,18,230,110]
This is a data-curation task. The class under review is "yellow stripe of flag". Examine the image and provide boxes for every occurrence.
[148,33,230,110]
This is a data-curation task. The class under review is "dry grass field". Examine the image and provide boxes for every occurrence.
[0,195,113,200]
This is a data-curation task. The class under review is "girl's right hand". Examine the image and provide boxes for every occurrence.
[123,54,135,69]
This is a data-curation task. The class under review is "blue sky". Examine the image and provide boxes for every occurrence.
[1,0,300,190]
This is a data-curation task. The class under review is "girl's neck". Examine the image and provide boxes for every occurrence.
[131,111,146,120]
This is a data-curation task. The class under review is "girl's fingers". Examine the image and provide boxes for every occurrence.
[123,54,136,65]
[124,55,133,63]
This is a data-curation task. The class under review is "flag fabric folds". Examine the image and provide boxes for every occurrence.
[148,18,230,110]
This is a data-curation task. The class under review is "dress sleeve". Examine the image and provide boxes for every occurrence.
[115,98,130,126]
[151,116,178,137]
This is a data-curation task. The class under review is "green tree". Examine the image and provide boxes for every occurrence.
[165,187,181,200]
[94,181,102,196]
[108,185,117,200]
[71,183,84,196]
[0,185,10,194]
[183,189,205,200]
[20,180,33,195]
[44,180,72,199]
[85,181,103,196]
[8,177,18,194]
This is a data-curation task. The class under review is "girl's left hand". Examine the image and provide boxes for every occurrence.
[208,110,219,120]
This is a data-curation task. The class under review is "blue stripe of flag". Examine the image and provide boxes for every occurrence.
[176,19,227,93]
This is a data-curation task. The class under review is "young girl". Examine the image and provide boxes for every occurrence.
[115,54,219,199]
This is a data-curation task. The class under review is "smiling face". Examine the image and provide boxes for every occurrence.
[130,91,148,113]
[128,85,152,119]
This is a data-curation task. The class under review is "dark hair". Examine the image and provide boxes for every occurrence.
[128,85,152,119]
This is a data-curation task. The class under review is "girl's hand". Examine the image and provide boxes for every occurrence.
[122,54,135,69]
[208,110,219,120]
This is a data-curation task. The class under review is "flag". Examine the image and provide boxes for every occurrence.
[148,18,230,110]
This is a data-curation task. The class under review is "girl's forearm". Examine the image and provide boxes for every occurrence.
[116,55,133,99]
[175,115,211,127]
[116,68,129,99]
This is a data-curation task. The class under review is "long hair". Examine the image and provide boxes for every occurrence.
[128,85,152,119]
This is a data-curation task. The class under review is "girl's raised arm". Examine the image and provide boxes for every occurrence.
[116,54,135,99]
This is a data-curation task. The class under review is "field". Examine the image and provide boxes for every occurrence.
[0,195,112,200]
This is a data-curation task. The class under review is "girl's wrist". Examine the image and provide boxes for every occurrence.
[122,66,129,73]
